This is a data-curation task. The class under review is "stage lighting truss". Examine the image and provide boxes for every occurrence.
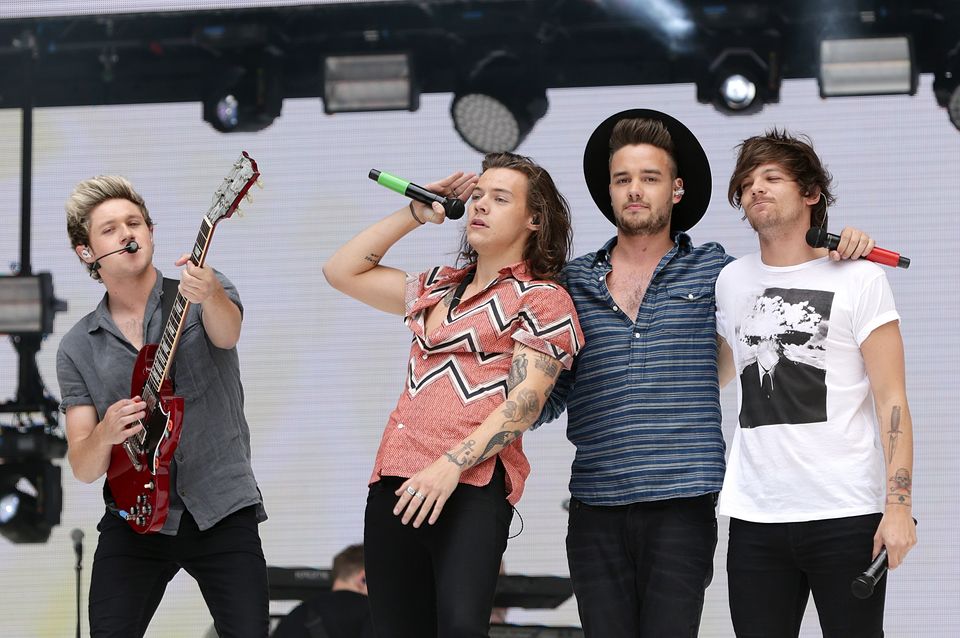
[203,59,282,133]
[818,36,916,98]
[450,51,548,153]
[697,47,780,115]
[323,53,418,114]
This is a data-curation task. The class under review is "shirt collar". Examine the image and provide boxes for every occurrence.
[591,232,693,268]
[433,260,534,287]
[89,267,165,333]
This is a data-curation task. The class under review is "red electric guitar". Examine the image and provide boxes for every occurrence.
[106,152,260,533]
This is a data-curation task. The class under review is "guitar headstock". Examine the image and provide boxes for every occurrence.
[206,151,261,225]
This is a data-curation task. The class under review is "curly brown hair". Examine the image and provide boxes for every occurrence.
[728,129,835,227]
[458,152,572,281]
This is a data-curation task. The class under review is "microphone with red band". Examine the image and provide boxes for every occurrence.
[91,240,140,272]
[806,228,910,269]
[368,169,466,220]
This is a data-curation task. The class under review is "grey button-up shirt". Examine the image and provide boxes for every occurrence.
[56,268,266,533]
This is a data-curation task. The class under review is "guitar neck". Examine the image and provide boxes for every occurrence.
[142,219,218,401]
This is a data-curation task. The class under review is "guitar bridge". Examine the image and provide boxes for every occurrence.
[122,439,144,472]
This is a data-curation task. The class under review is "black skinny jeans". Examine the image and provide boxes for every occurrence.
[363,461,513,638]
[88,505,269,638]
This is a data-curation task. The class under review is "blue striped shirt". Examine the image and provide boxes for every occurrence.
[542,234,734,505]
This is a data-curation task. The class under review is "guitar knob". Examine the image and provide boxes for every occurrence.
[130,506,138,516]
[144,481,155,490]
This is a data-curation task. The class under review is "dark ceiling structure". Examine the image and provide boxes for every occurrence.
[0,0,957,123]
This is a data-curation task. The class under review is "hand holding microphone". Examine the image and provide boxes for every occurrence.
[806,228,910,268]
[369,169,476,221]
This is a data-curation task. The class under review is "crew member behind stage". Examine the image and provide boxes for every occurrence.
[323,152,583,638]
[716,130,916,637]
[56,176,268,637]
[271,544,373,638]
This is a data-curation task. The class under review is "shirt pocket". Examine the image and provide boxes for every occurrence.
[656,282,716,336]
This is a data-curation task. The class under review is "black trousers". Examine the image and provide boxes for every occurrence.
[727,513,886,638]
[363,462,513,638]
[88,505,269,638]
[565,493,718,638]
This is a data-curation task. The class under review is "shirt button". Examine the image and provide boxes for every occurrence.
[598,276,604,281]
[634,333,641,339]
[612,305,619,312]
[687,293,695,300]
[397,423,405,430]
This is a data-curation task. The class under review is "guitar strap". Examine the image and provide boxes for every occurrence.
[161,277,180,377]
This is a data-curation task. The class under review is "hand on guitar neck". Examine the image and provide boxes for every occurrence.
[174,254,241,349]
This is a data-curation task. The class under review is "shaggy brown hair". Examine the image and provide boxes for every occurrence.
[728,129,835,227]
[458,152,571,281]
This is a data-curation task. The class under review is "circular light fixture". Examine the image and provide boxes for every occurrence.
[719,74,758,111]
[215,94,240,131]
[0,493,20,524]
[452,93,522,153]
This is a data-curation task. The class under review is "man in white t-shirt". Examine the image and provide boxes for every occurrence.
[715,130,916,638]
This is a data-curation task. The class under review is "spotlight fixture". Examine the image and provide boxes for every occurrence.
[450,51,548,153]
[0,273,67,336]
[818,36,916,97]
[0,460,62,544]
[323,53,418,114]
[203,60,282,133]
[697,48,779,115]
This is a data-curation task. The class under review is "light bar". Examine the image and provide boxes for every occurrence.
[819,36,915,97]
[0,274,59,335]
[323,54,417,114]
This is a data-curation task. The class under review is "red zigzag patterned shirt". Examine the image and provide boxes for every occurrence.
[370,261,584,505]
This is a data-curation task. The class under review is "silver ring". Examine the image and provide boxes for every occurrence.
[415,491,426,500]
[406,486,417,496]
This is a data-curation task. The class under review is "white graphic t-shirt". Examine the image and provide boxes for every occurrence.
[715,254,900,523]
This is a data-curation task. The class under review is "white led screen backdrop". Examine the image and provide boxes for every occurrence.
[0,76,958,636]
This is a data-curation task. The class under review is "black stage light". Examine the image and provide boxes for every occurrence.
[0,460,62,544]
[203,61,282,133]
[451,52,548,153]
[697,48,780,115]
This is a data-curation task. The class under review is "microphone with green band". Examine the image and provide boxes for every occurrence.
[368,169,466,220]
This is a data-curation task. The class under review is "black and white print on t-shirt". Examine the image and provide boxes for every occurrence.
[736,287,835,428]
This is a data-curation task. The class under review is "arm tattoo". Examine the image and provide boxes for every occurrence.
[534,353,560,378]
[476,430,523,464]
[502,389,540,425]
[506,353,528,392]
[885,405,902,460]
[363,253,381,265]
[887,467,912,506]
[444,439,476,468]
[544,383,555,400]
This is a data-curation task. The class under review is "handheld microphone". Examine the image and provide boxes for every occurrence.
[368,169,466,220]
[91,240,140,272]
[851,548,887,599]
[805,228,909,269]
[70,528,84,560]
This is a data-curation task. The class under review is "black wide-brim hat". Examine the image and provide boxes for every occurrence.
[583,108,712,233]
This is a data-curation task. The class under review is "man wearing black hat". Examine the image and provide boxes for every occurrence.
[537,110,874,636]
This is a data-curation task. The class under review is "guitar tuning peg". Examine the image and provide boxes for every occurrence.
[235,208,244,218]
[244,193,254,203]
[256,179,264,189]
